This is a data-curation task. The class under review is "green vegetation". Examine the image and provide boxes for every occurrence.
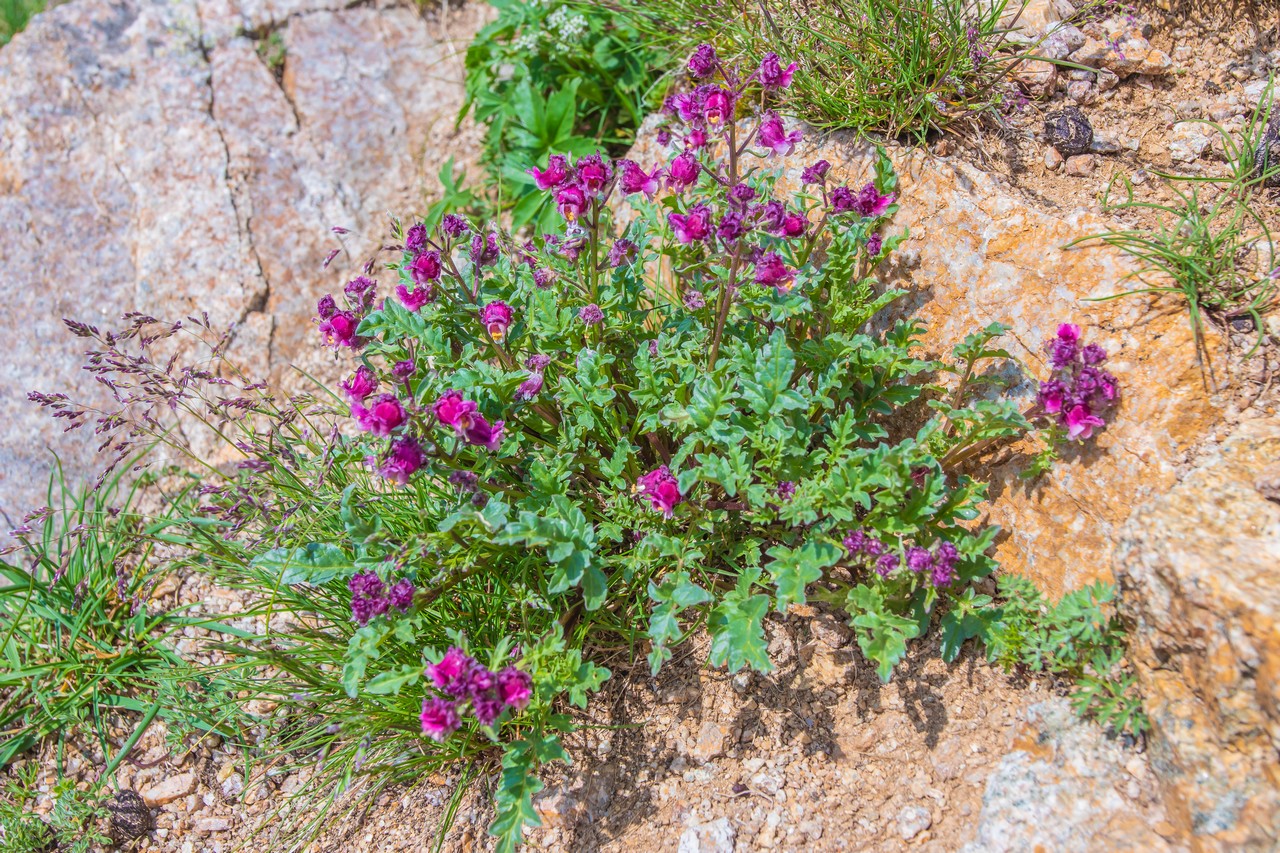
[461,0,673,229]
[0,0,46,46]
[0,762,109,853]
[623,0,1027,139]
[1070,106,1280,368]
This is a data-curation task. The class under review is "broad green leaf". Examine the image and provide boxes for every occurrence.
[765,541,841,612]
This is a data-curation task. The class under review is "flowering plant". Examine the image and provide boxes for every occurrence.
[34,45,1120,851]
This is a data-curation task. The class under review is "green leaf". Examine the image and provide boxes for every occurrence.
[707,569,773,673]
[738,329,807,417]
[342,623,390,698]
[252,543,351,586]
[765,541,840,613]
[846,584,920,682]
[364,663,422,696]
[647,571,712,674]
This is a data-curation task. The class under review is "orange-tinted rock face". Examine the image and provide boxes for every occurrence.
[1116,420,1280,850]
[628,119,1225,596]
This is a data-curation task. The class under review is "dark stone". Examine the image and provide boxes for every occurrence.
[107,789,153,844]
[1253,113,1280,188]
[1044,107,1094,157]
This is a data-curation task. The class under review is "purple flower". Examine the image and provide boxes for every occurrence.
[409,250,442,283]
[776,481,796,501]
[684,128,709,150]
[462,416,504,452]
[420,697,461,742]
[932,541,959,587]
[702,87,734,126]
[757,52,797,89]
[754,252,795,293]
[656,127,672,146]
[801,160,831,186]
[636,465,683,517]
[556,183,588,222]
[668,204,714,243]
[317,294,337,319]
[618,160,661,197]
[717,209,748,243]
[579,303,605,325]
[340,366,378,403]
[875,553,899,576]
[905,546,933,574]
[388,578,416,611]
[683,290,706,310]
[609,238,637,267]
[516,373,544,401]
[1081,366,1118,402]
[481,301,514,341]
[471,232,500,267]
[667,91,702,124]
[404,223,428,255]
[320,311,361,348]
[433,390,476,429]
[378,436,427,485]
[830,186,855,213]
[1037,378,1068,414]
[352,394,407,437]
[1081,343,1108,366]
[533,267,555,289]
[528,154,572,191]
[349,571,388,625]
[666,152,700,190]
[853,183,895,217]
[345,276,378,313]
[866,233,883,256]
[843,529,867,555]
[393,360,415,380]
[1046,333,1079,370]
[647,339,659,358]
[526,354,551,373]
[427,647,474,697]
[730,183,757,205]
[449,470,478,493]
[396,284,433,312]
[755,200,787,232]
[758,113,802,156]
[497,667,533,710]
[442,214,470,238]
[688,44,718,78]
[777,212,807,239]
[1064,404,1105,440]
[576,154,613,194]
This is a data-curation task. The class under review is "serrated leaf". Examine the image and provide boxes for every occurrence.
[765,541,840,612]
[364,664,421,695]
[253,543,351,586]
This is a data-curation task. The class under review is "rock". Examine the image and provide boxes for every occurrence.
[107,790,153,844]
[897,804,932,840]
[1096,68,1120,92]
[1169,123,1213,163]
[1070,35,1173,78]
[1253,115,1280,187]
[678,816,736,853]
[1116,420,1280,850]
[690,721,731,764]
[962,700,1174,852]
[1044,147,1064,170]
[142,772,197,807]
[1000,0,1060,33]
[1064,154,1098,176]
[193,816,231,832]
[1045,107,1094,156]
[1066,80,1095,105]
[0,0,486,519]
[1243,80,1271,110]
[626,117,1224,596]
[1013,59,1058,98]
[1046,22,1086,52]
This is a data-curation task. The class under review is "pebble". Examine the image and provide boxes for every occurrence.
[1065,154,1098,176]
[194,816,232,832]
[678,817,736,853]
[142,773,197,807]
[1044,147,1064,170]
[897,804,933,840]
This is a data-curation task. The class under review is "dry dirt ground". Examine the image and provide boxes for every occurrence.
[4,2,1279,852]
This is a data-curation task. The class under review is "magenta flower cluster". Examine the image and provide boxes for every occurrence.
[317,276,380,349]
[434,390,504,452]
[419,647,534,741]
[636,465,683,518]
[1036,324,1118,441]
[349,570,416,625]
[844,529,960,587]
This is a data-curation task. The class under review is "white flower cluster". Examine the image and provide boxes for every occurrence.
[546,6,589,48]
